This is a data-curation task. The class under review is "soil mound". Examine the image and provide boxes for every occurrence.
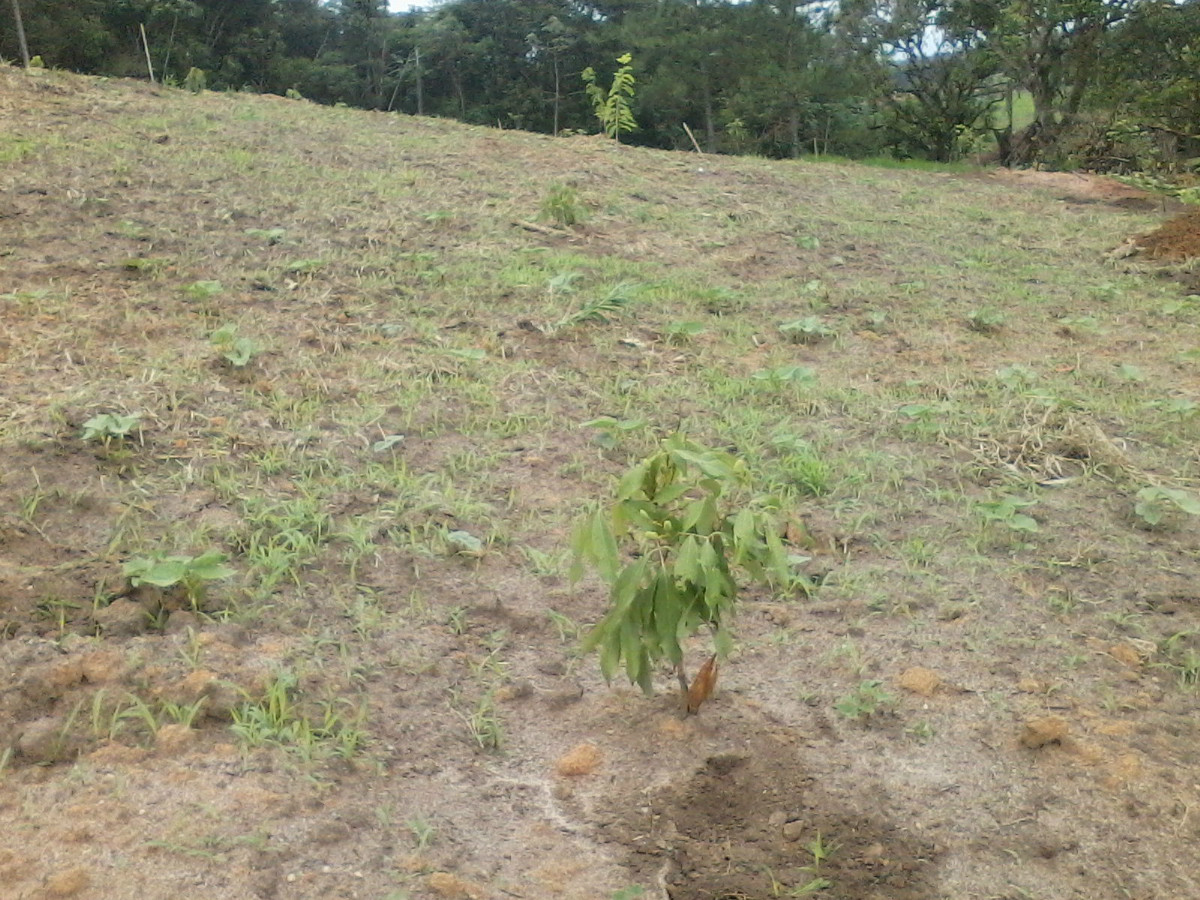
[1136,208,1200,260]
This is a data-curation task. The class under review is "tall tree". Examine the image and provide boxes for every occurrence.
[1089,0,1200,163]
[844,0,999,161]
[954,0,1136,164]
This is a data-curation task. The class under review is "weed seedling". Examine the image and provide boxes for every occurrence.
[549,281,642,332]
[581,415,647,450]
[406,813,436,850]
[779,316,835,344]
[1133,486,1200,528]
[542,183,585,228]
[975,496,1039,535]
[966,308,1005,334]
[123,550,235,609]
[664,321,706,344]
[184,280,224,301]
[835,680,895,721]
[210,324,261,368]
[751,366,816,390]
[81,412,142,446]
[793,831,836,894]
[457,692,503,751]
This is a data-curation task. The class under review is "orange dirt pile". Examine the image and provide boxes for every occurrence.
[1137,208,1200,260]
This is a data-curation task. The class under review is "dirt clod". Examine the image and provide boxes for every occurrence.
[1134,208,1200,260]
[154,724,197,755]
[39,867,91,898]
[1020,716,1070,749]
[91,599,150,637]
[555,742,602,776]
[897,666,942,697]
[427,871,485,899]
[1107,643,1144,668]
[16,716,72,763]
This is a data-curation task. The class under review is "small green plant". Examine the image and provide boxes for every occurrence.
[1115,362,1146,383]
[81,412,142,445]
[1133,486,1200,528]
[550,281,642,332]
[770,432,831,497]
[835,680,895,720]
[581,415,647,450]
[779,316,835,344]
[751,366,817,389]
[905,720,935,742]
[1157,632,1200,687]
[663,321,706,345]
[231,670,365,760]
[455,692,503,751]
[547,270,583,297]
[406,813,436,850]
[571,434,800,710]
[210,324,261,368]
[995,364,1038,390]
[542,183,585,227]
[793,831,836,894]
[582,53,637,141]
[244,227,287,244]
[284,258,324,273]
[122,256,168,274]
[35,595,82,634]
[123,550,235,609]
[184,280,224,301]
[975,496,1039,534]
[183,67,206,93]
[895,402,945,438]
[546,608,583,642]
[966,308,1005,334]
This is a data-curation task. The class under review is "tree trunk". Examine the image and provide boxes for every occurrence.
[552,56,560,137]
[702,76,716,152]
[415,46,423,116]
[10,0,30,68]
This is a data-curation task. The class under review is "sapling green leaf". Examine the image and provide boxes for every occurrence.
[1135,486,1200,527]
[123,551,234,608]
[572,434,805,712]
[81,412,142,443]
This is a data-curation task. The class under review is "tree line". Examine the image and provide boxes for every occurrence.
[3,0,1197,170]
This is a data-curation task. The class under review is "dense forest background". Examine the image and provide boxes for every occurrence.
[3,0,1198,170]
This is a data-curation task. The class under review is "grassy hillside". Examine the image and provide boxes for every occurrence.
[2,67,1199,900]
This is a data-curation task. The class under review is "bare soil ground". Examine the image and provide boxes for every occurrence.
[2,68,1200,900]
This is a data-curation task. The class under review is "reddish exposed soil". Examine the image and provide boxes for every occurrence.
[1135,208,1200,260]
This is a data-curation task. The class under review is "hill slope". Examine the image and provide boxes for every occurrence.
[2,67,1199,900]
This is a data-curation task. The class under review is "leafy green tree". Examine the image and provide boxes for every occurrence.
[1089,0,1200,168]
[950,0,1137,165]
[859,0,999,160]
[582,52,638,140]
